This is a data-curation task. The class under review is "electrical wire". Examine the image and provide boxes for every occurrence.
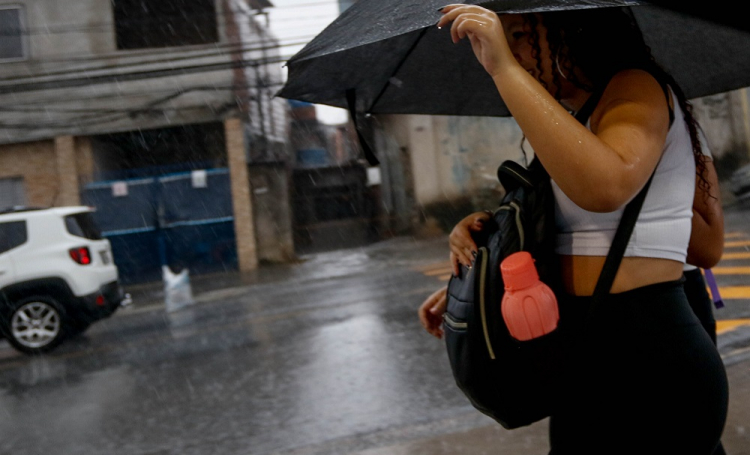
[0,81,287,130]
[0,54,292,95]
[1,30,317,64]
[0,1,335,134]
[0,39,305,83]
[0,2,338,38]
[0,82,285,112]
[0,81,287,108]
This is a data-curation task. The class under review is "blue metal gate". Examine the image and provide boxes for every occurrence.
[82,169,237,284]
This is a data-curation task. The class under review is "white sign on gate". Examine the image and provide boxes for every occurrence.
[191,170,208,188]
[112,181,128,197]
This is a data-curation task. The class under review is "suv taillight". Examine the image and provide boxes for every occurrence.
[69,247,92,265]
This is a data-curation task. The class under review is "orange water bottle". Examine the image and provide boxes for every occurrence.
[500,251,559,341]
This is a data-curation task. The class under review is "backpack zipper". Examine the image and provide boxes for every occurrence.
[497,201,524,250]
[480,201,524,360]
[443,312,467,330]
[478,246,495,360]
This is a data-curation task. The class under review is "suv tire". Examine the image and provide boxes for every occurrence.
[2,296,68,354]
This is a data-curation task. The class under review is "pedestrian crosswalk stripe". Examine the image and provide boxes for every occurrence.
[716,319,750,334]
[715,286,750,299]
[719,252,750,260]
[723,240,750,248]
[710,266,750,275]
[725,232,746,239]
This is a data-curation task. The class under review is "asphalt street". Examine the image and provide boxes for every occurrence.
[0,206,749,455]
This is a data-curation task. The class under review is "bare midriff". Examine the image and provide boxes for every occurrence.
[560,255,684,296]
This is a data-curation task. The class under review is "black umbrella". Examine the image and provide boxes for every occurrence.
[277,0,750,119]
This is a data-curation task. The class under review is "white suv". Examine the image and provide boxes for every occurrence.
[0,206,130,354]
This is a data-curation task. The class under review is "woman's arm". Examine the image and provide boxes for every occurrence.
[418,286,447,339]
[687,159,724,268]
[438,6,670,212]
[448,211,491,275]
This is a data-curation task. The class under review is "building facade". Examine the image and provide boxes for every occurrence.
[0,0,294,282]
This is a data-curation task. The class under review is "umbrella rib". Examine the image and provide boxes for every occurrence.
[366,27,429,113]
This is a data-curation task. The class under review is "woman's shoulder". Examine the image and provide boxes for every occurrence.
[605,68,666,98]
[591,69,671,130]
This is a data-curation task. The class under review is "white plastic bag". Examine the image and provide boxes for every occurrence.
[163,265,195,312]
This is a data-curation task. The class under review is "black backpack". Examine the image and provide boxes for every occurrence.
[442,90,655,429]
[442,156,564,429]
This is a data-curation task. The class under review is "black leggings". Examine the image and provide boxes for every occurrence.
[684,268,718,344]
[549,280,728,455]
[683,268,727,455]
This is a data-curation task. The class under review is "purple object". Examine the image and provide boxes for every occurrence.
[703,268,724,309]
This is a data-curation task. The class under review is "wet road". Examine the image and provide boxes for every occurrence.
[1,207,750,455]
[0,237,476,455]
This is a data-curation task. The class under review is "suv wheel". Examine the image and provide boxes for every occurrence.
[3,296,68,354]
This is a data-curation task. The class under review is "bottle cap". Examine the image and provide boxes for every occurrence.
[500,251,539,291]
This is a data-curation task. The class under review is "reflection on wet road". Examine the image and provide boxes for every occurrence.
[0,237,496,455]
[1,215,750,454]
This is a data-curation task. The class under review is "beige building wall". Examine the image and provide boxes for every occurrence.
[380,114,526,207]
[693,91,744,158]
[391,89,750,212]
[225,118,258,272]
[0,141,56,206]
[0,137,97,208]
[75,137,95,185]
[54,136,80,206]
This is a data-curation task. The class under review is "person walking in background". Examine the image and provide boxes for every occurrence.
[685,131,724,344]
[684,131,727,455]
[419,5,728,453]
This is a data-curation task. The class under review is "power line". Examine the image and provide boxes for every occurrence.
[0,54,291,95]
[0,2,333,134]
[0,68,293,104]
[0,3,337,38]
[2,28,318,64]
[0,82,287,108]
[0,82,285,112]
[0,39,306,84]
[0,104,227,130]
[0,82,288,130]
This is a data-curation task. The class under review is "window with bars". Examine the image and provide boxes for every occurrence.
[0,6,26,61]
[113,0,218,50]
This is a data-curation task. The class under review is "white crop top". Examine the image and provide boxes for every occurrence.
[552,90,695,262]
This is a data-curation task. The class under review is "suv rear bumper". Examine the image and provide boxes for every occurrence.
[72,281,128,323]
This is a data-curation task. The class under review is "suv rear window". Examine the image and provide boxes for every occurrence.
[0,220,27,253]
[65,213,103,240]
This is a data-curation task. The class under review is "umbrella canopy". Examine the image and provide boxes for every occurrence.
[277,0,750,118]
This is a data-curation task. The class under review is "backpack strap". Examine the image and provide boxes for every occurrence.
[591,174,654,302]
[569,83,658,315]
[586,77,665,306]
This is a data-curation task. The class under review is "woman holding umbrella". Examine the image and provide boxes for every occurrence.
[419,5,728,454]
